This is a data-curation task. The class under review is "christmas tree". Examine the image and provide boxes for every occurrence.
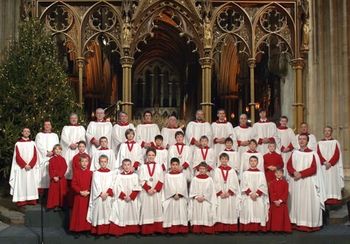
[0,19,85,178]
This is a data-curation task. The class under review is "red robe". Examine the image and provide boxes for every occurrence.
[72,152,91,175]
[263,151,284,184]
[268,178,292,233]
[69,168,93,232]
[47,155,68,209]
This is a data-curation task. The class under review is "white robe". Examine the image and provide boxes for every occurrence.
[9,141,40,202]
[86,121,113,155]
[192,147,216,174]
[288,150,326,228]
[111,123,135,156]
[168,144,192,182]
[87,169,116,226]
[239,151,264,178]
[35,132,59,188]
[277,127,296,174]
[185,121,213,147]
[239,170,269,225]
[217,150,240,173]
[213,167,241,224]
[211,121,234,156]
[252,121,279,154]
[116,142,143,169]
[139,163,164,224]
[90,149,118,171]
[155,148,168,171]
[60,125,86,179]
[162,172,188,227]
[188,176,217,226]
[295,133,317,151]
[109,173,141,226]
[161,127,184,147]
[317,140,344,201]
[135,123,160,147]
[233,126,253,155]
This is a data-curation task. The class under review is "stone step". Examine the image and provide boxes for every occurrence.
[329,203,349,224]
[0,205,24,225]
[24,205,69,228]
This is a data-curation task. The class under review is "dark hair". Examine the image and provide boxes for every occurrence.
[275,167,284,173]
[225,137,233,143]
[249,155,258,162]
[170,157,180,164]
[155,134,163,141]
[146,147,157,156]
[99,136,108,142]
[325,125,333,132]
[200,135,209,141]
[143,110,152,117]
[249,139,258,145]
[99,154,109,161]
[122,158,132,164]
[79,155,89,162]
[125,128,135,138]
[197,161,208,169]
[77,140,86,146]
[280,115,288,121]
[298,133,310,142]
[175,131,184,138]
[259,109,267,113]
[219,153,229,159]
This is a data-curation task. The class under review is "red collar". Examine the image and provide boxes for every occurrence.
[153,145,164,150]
[219,165,231,170]
[196,174,209,179]
[278,126,288,130]
[42,131,52,134]
[322,138,334,141]
[98,168,110,172]
[142,121,154,125]
[121,171,133,175]
[18,138,31,142]
[95,119,106,122]
[126,140,136,144]
[224,148,234,151]
[118,121,129,126]
[258,119,269,123]
[247,150,258,153]
[169,170,181,174]
[145,161,156,165]
[299,147,312,152]
[69,123,80,126]
[248,168,260,172]
[175,142,185,146]
[99,147,109,150]
[200,146,209,149]
[239,124,249,128]
[216,120,227,124]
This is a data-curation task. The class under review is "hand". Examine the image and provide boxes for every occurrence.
[262,138,270,144]
[217,138,226,144]
[220,192,229,199]
[144,142,152,148]
[92,139,99,147]
[250,193,257,201]
[46,151,53,157]
[325,162,332,170]
[196,195,205,202]
[283,147,291,153]
[241,141,249,146]
[69,143,78,150]
[125,196,131,202]
[293,171,302,181]
[268,166,277,171]
[174,194,180,200]
[194,141,201,147]
[273,200,281,206]
[100,192,108,201]
[24,165,32,171]
[53,176,59,182]
[147,189,156,195]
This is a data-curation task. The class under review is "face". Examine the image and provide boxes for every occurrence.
[280,118,288,127]
[300,123,308,133]
[69,114,78,125]
[175,134,184,143]
[99,157,108,168]
[80,158,89,170]
[119,113,128,123]
[168,116,177,127]
[198,166,207,174]
[249,157,258,168]
[147,151,156,162]
[268,143,276,152]
[126,132,134,140]
[249,142,257,150]
[170,161,180,172]
[100,138,108,148]
[78,143,86,153]
[217,110,226,120]
[144,113,152,122]
[196,110,204,121]
[239,114,247,125]
[54,146,62,155]
[259,111,267,119]
[155,139,163,147]
[122,160,132,172]
[298,135,308,148]
[275,170,283,179]
[220,157,229,166]
[43,121,52,132]
[22,128,31,138]
[200,138,208,147]
[95,109,105,120]
[324,127,332,138]
[225,141,233,149]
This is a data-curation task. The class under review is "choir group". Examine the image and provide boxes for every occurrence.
[9,108,344,236]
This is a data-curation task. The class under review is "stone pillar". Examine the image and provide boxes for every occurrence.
[292,58,304,131]
[76,57,85,107]
[248,58,256,124]
[200,57,213,122]
[120,56,134,116]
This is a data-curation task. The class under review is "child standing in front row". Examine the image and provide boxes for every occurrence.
[163,157,189,234]
[213,153,240,233]
[189,162,216,234]
[47,144,67,210]
[239,155,269,232]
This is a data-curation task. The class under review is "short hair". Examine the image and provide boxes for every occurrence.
[268,141,277,145]
[217,108,225,114]
[325,125,333,132]
[298,133,310,142]
[77,140,86,146]
[118,111,127,117]
[175,131,184,138]
[225,137,233,143]
[122,158,132,165]
[275,167,284,173]
[219,153,229,160]
[300,122,308,126]
[96,108,104,113]
[170,157,180,165]
[200,135,209,141]
[249,139,258,145]
[155,135,163,141]
[143,110,152,117]
[197,161,208,169]
[53,144,62,151]
[280,115,288,121]
[259,109,267,113]
[146,147,157,156]
[99,154,108,161]
[69,112,78,118]
[125,128,135,137]
[99,136,108,142]
[249,155,258,162]
[79,155,89,162]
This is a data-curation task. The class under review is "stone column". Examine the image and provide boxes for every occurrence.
[76,57,85,107]
[120,56,134,116]
[248,58,256,124]
[200,57,213,122]
[291,58,304,131]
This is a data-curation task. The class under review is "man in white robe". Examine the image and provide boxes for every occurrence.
[60,113,86,180]
[185,109,213,148]
[135,111,160,149]
[111,111,135,157]
[35,120,59,189]
[317,126,344,205]
[211,109,234,157]
[9,128,40,206]
[295,122,317,151]
[252,109,278,154]
[86,108,113,156]
[233,114,253,155]
[287,134,326,232]
[161,116,184,149]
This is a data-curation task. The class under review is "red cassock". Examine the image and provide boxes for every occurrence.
[268,178,292,233]
[263,152,284,184]
[47,155,68,209]
[72,152,91,175]
[69,169,93,232]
